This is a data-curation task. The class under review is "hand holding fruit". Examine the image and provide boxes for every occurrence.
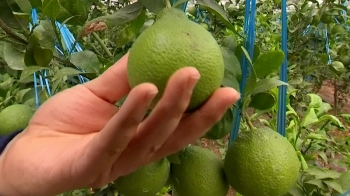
[0,53,239,196]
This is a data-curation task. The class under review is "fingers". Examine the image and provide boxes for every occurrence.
[81,83,158,170]
[110,67,200,175]
[153,87,240,160]
[134,67,200,155]
[83,53,131,104]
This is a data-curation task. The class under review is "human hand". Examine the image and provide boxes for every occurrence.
[0,53,239,196]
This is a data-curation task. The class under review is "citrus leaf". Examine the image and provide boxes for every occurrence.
[56,0,88,25]
[0,0,27,30]
[339,170,350,191]
[316,115,344,130]
[31,23,57,54]
[42,0,61,19]
[253,50,284,78]
[71,50,101,74]
[251,78,288,95]
[249,92,276,110]
[29,0,42,9]
[115,10,146,48]
[19,66,50,82]
[306,93,323,109]
[166,152,181,164]
[14,0,32,13]
[306,166,342,180]
[52,67,84,81]
[203,108,234,140]
[323,180,343,194]
[3,42,26,70]
[33,47,53,67]
[221,47,241,91]
[196,0,242,37]
[81,2,144,36]
[304,179,328,191]
[138,0,165,13]
[301,108,318,127]
[24,35,40,66]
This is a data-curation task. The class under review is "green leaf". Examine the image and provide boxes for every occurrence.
[196,0,242,37]
[19,66,51,82]
[317,115,344,129]
[0,0,27,30]
[3,42,26,70]
[323,179,343,193]
[251,78,288,95]
[52,67,84,80]
[70,50,101,74]
[235,43,261,63]
[32,23,57,54]
[306,166,342,180]
[138,0,165,13]
[29,0,42,9]
[42,0,61,19]
[240,47,257,96]
[220,47,241,91]
[203,108,234,140]
[301,108,318,127]
[316,102,332,117]
[24,35,40,66]
[81,2,144,36]
[56,0,88,25]
[253,50,285,78]
[304,179,329,191]
[115,10,146,48]
[14,0,32,13]
[166,152,181,164]
[249,92,276,110]
[33,47,53,67]
[307,93,323,109]
[339,170,350,191]
[287,183,305,196]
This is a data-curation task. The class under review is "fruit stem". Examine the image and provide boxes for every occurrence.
[91,32,113,58]
[164,0,172,8]
[244,114,255,130]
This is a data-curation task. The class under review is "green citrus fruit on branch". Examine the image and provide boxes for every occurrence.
[0,104,35,136]
[224,127,300,196]
[171,145,229,196]
[127,7,224,112]
[113,159,170,196]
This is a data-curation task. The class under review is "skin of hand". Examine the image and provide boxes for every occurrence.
[0,53,240,196]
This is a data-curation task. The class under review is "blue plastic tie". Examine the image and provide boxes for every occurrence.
[276,0,288,136]
[230,0,257,143]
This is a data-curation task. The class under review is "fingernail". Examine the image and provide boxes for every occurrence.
[187,71,201,93]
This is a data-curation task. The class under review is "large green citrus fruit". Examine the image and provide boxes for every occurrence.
[224,127,300,196]
[171,145,229,196]
[127,7,224,112]
[0,104,34,135]
[113,158,170,196]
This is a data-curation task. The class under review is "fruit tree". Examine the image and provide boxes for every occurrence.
[0,0,350,195]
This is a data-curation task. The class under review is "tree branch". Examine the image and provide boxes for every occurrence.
[0,19,27,45]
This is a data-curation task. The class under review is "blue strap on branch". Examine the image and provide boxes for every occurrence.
[230,0,257,142]
[277,0,288,136]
